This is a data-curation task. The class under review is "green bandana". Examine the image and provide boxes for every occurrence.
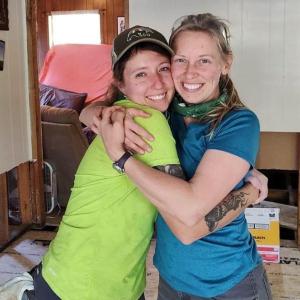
[171,92,228,118]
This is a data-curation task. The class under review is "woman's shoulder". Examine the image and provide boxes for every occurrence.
[219,107,260,130]
[115,99,165,119]
[209,108,260,164]
[212,107,260,141]
[224,107,259,123]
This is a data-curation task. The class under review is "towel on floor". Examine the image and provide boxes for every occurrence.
[0,272,34,300]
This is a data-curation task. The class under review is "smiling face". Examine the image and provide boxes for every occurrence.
[171,30,232,104]
[118,50,174,112]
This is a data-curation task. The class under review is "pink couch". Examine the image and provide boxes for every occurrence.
[39,44,113,104]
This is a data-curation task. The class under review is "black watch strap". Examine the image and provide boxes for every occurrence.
[112,151,132,173]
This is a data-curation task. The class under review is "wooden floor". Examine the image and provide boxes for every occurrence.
[1,229,300,300]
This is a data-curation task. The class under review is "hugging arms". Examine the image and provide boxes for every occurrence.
[80,104,267,244]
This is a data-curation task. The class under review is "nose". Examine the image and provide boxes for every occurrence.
[151,74,164,89]
[185,63,198,79]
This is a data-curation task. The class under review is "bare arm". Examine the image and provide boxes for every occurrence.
[154,164,259,244]
[100,109,261,228]
[122,149,249,227]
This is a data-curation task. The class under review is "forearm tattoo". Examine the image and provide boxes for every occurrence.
[154,165,249,234]
[154,164,186,179]
[205,191,249,232]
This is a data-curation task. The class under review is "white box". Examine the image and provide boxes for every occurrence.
[245,207,280,263]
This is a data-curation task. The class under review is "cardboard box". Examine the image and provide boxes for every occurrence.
[256,132,298,170]
[245,207,280,263]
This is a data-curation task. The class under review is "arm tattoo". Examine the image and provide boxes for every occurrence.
[205,191,249,232]
[154,164,185,179]
[154,165,248,235]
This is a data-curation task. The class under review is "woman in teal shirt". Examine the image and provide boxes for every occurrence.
[98,13,272,299]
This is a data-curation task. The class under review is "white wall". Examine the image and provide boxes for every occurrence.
[130,0,300,132]
[0,0,32,173]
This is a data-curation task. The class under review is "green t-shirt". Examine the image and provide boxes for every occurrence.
[42,100,179,300]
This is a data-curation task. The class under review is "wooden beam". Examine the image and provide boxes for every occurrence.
[124,0,129,28]
[0,173,9,243]
[29,160,45,225]
[17,162,32,224]
[26,0,46,226]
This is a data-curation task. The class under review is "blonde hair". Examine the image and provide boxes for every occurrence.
[170,13,245,133]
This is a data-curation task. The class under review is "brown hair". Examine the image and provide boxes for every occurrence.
[106,42,172,103]
[170,13,245,131]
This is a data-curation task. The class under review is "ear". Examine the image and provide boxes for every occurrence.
[115,79,126,95]
[221,54,233,75]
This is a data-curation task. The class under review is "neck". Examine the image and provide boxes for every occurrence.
[171,91,228,119]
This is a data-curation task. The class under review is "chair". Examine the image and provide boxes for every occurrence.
[41,105,89,207]
[39,44,112,209]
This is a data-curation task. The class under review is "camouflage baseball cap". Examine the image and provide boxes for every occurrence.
[111,25,174,69]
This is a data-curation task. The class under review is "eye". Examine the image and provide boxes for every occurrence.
[135,72,146,78]
[173,57,187,64]
[159,65,171,72]
[199,58,211,64]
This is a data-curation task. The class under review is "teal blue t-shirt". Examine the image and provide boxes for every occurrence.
[154,108,262,297]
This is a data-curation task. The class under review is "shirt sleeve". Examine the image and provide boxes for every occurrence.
[207,109,260,166]
[133,108,180,167]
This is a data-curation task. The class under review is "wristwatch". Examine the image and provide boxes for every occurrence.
[112,151,132,173]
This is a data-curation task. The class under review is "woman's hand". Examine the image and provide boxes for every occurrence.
[245,169,268,204]
[81,104,154,154]
[90,106,124,135]
[100,107,127,161]
[124,108,154,154]
[79,101,107,131]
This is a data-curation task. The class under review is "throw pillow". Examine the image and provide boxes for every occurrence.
[39,84,87,114]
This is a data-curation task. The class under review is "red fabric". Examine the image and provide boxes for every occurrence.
[39,44,113,104]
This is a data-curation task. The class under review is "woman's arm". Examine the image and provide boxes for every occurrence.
[154,164,260,244]
[100,109,257,227]
[79,100,108,129]
[124,151,249,227]
[159,183,257,244]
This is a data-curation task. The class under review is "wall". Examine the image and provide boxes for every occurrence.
[129,0,300,132]
[0,0,31,173]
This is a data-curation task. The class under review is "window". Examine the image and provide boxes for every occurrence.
[48,10,101,47]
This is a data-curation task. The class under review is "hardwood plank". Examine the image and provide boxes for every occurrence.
[26,0,46,226]
[17,162,32,224]
[35,0,48,72]
[29,161,45,226]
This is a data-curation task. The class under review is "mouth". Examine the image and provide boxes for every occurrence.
[146,92,167,101]
[182,83,203,92]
